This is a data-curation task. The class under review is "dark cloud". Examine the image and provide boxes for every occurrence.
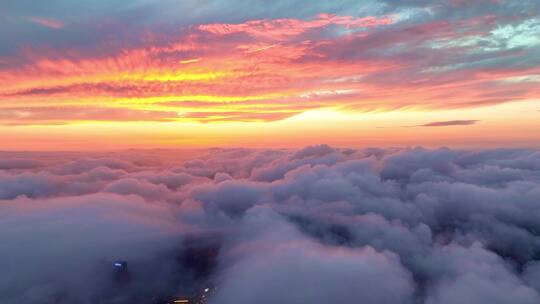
[420,120,479,127]
[0,158,43,170]
[1,145,540,303]
[0,193,185,303]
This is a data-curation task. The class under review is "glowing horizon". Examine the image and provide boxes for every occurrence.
[1,1,539,150]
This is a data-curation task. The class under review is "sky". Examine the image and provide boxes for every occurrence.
[1,0,539,150]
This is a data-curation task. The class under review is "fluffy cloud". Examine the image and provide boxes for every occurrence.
[1,145,540,303]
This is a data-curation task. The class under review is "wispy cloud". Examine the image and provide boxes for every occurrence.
[179,57,202,64]
[419,120,479,127]
[0,106,178,125]
[380,120,480,129]
[0,1,537,128]
[27,17,64,29]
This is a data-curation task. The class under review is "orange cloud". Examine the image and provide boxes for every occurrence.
[1,13,539,128]
[0,106,177,125]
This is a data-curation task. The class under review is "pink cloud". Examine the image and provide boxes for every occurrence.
[198,14,395,41]
[2,13,538,126]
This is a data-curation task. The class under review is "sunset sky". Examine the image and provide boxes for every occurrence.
[1,0,539,150]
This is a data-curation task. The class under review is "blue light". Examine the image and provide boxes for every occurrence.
[114,263,123,267]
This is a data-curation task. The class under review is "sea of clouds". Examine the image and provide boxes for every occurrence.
[1,145,540,304]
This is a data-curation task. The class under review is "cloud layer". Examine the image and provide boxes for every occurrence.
[1,145,540,303]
